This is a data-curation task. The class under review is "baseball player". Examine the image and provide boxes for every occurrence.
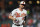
[9,1,27,27]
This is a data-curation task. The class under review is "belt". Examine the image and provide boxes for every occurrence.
[14,24,22,26]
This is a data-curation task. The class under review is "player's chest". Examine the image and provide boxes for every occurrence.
[15,10,26,17]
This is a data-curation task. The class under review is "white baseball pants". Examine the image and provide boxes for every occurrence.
[12,24,23,27]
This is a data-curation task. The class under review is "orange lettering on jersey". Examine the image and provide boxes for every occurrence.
[16,12,20,17]
[15,12,26,17]
[21,13,26,17]
[22,18,24,20]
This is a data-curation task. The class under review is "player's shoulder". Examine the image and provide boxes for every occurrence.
[12,8,18,11]
[23,9,27,12]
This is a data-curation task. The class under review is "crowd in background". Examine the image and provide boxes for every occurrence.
[0,0,40,27]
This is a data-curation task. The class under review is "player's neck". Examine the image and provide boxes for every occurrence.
[18,8,23,11]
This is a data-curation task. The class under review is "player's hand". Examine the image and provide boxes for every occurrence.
[14,19,19,23]
[22,21,26,25]
[13,18,16,21]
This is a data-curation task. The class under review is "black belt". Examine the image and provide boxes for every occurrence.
[14,24,22,26]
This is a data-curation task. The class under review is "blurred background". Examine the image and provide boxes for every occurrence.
[0,0,40,27]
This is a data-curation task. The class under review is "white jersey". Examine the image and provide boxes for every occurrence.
[11,8,27,25]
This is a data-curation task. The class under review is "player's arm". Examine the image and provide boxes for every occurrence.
[9,13,19,23]
[9,13,16,21]
[23,10,27,25]
[9,9,16,21]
